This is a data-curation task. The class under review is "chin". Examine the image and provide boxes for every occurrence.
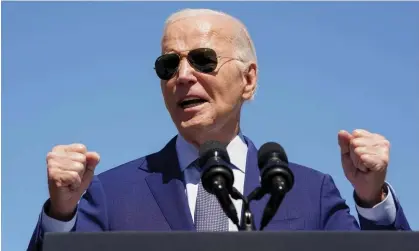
[176,118,217,144]
[179,119,214,132]
[176,109,216,129]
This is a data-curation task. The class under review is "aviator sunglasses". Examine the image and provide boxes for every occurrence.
[154,48,236,80]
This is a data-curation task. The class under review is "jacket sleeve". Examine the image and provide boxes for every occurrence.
[356,184,411,230]
[27,176,109,251]
[320,174,360,230]
[320,174,411,231]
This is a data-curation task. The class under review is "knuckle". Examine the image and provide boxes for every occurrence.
[52,171,80,187]
[47,159,59,170]
[54,180,63,188]
[72,143,87,152]
[354,147,363,155]
[52,145,65,152]
[350,138,359,147]
[48,169,63,184]
[382,139,390,148]
[72,161,85,171]
[46,152,55,162]
[353,129,365,135]
[69,172,82,187]
[74,152,87,163]
[353,129,361,134]
[69,171,80,180]
[47,166,56,178]
[47,151,65,162]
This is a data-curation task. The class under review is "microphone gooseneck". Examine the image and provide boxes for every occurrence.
[198,140,240,227]
[257,142,294,231]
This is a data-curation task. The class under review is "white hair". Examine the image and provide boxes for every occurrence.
[164,9,257,65]
[163,9,259,99]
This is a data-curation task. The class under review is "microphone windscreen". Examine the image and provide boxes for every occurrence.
[199,140,230,165]
[257,142,288,168]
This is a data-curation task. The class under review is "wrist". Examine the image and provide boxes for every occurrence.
[355,184,388,208]
[46,200,77,221]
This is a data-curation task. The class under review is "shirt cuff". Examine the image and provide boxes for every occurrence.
[355,183,397,225]
[41,205,77,232]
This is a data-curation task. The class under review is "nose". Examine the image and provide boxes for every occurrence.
[176,58,197,85]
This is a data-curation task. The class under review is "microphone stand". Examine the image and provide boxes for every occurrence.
[222,184,290,231]
[230,188,255,231]
[259,190,286,231]
[216,179,289,231]
[246,186,288,231]
[201,161,287,231]
[227,185,288,231]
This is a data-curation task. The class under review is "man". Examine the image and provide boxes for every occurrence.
[28,8,410,251]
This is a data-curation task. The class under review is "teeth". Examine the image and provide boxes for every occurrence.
[179,97,207,109]
[183,97,201,102]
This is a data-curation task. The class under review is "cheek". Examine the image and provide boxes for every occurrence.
[161,82,175,108]
[217,69,244,104]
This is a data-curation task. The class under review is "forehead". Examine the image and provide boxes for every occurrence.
[161,15,237,55]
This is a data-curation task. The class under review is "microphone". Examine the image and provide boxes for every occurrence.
[257,142,294,230]
[198,140,240,226]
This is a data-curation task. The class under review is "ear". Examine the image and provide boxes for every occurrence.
[241,62,257,101]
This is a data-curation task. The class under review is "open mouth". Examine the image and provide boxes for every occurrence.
[178,97,208,109]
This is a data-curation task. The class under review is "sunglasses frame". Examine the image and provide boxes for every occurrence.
[154,47,240,81]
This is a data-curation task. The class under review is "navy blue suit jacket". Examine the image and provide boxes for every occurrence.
[28,136,411,250]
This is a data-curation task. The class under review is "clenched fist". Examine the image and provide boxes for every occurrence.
[46,143,100,220]
[338,129,390,207]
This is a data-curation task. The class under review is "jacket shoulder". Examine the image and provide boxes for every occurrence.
[93,136,178,187]
[95,155,150,185]
[94,136,178,185]
[288,161,329,186]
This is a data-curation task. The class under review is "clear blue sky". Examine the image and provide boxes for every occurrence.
[2,2,418,250]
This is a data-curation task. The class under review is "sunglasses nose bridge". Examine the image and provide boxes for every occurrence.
[176,57,198,84]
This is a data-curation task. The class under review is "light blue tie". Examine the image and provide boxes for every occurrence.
[191,162,230,231]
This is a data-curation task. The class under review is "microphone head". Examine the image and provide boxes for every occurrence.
[257,141,294,193]
[257,142,288,169]
[198,140,234,194]
[198,140,230,167]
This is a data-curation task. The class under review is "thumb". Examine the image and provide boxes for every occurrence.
[338,130,356,176]
[85,151,100,171]
[338,130,353,155]
[80,152,100,188]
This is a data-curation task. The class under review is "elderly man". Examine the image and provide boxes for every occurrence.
[28,8,410,251]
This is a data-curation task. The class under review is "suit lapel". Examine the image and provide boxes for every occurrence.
[145,136,195,231]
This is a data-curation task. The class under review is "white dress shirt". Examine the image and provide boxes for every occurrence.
[41,133,397,232]
[177,132,248,231]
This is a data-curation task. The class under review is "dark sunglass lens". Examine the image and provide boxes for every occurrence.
[188,48,218,73]
[155,53,180,80]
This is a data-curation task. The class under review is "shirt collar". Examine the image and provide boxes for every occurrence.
[176,132,248,173]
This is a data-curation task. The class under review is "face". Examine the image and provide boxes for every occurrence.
[158,15,257,146]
